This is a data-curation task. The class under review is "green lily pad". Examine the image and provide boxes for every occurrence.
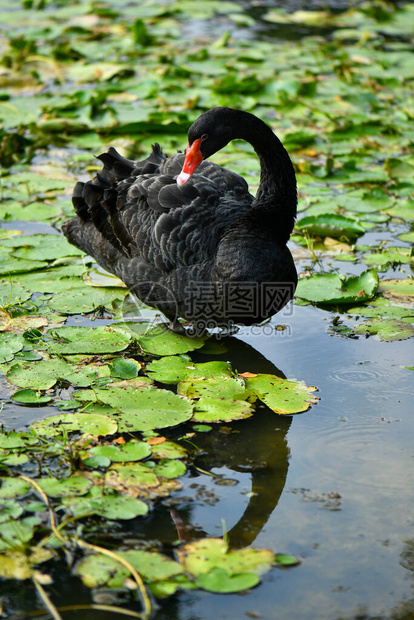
[296,213,365,241]
[145,355,193,384]
[48,326,132,354]
[109,358,139,380]
[0,247,48,275]
[31,413,118,438]
[347,298,414,322]
[178,376,247,400]
[76,548,183,588]
[37,476,93,498]
[0,202,62,222]
[10,234,84,261]
[88,440,152,463]
[117,322,207,355]
[191,396,254,423]
[379,279,414,303]
[0,500,24,524]
[62,487,148,520]
[245,374,318,415]
[7,358,111,390]
[14,266,88,294]
[49,287,127,314]
[0,333,25,363]
[196,567,259,593]
[89,385,193,432]
[0,478,30,499]
[362,247,413,266]
[178,538,274,578]
[11,389,52,405]
[0,280,31,306]
[354,318,414,341]
[296,270,379,305]
[154,459,186,479]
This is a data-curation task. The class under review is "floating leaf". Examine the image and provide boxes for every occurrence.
[37,476,93,498]
[379,279,414,304]
[62,487,148,520]
[31,413,118,438]
[178,538,274,579]
[0,333,25,363]
[7,358,110,390]
[196,567,259,593]
[117,322,207,355]
[76,548,183,588]
[86,385,193,432]
[0,280,31,306]
[49,287,127,314]
[296,270,379,305]
[48,326,131,355]
[296,213,365,241]
[11,389,52,405]
[88,440,152,463]
[245,374,318,415]
[354,319,414,341]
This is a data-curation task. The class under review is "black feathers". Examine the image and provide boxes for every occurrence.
[62,108,298,327]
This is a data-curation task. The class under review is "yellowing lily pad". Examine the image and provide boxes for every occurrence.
[177,538,274,578]
[31,413,118,438]
[245,374,318,415]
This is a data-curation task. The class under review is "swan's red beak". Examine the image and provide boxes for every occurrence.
[177,138,204,186]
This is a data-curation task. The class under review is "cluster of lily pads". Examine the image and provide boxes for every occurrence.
[0,0,413,616]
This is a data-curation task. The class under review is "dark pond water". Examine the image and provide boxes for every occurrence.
[2,238,413,620]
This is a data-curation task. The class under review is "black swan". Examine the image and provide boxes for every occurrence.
[62,107,297,330]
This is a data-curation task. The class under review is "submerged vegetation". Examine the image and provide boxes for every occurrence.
[0,0,413,617]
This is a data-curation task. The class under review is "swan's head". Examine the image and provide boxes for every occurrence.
[177,108,234,186]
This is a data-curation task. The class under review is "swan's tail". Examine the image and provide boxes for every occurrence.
[62,144,166,259]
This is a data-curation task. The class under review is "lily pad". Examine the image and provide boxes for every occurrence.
[48,326,131,354]
[62,487,148,520]
[7,358,111,390]
[196,567,259,593]
[49,287,127,314]
[37,476,93,498]
[296,270,379,305]
[178,538,274,579]
[296,213,365,241]
[31,413,118,438]
[9,234,84,261]
[379,279,414,304]
[354,319,414,341]
[11,389,52,405]
[88,440,152,463]
[76,548,183,588]
[245,374,318,415]
[0,280,31,306]
[88,385,194,432]
[0,333,25,363]
[117,322,207,355]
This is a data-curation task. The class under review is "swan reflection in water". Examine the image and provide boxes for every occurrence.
[129,335,291,550]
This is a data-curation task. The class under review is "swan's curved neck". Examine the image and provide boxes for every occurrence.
[233,113,297,241]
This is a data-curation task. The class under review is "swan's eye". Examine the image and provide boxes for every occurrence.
[201,133,208,141]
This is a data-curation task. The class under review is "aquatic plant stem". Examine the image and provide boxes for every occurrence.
[19,475,152,620]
